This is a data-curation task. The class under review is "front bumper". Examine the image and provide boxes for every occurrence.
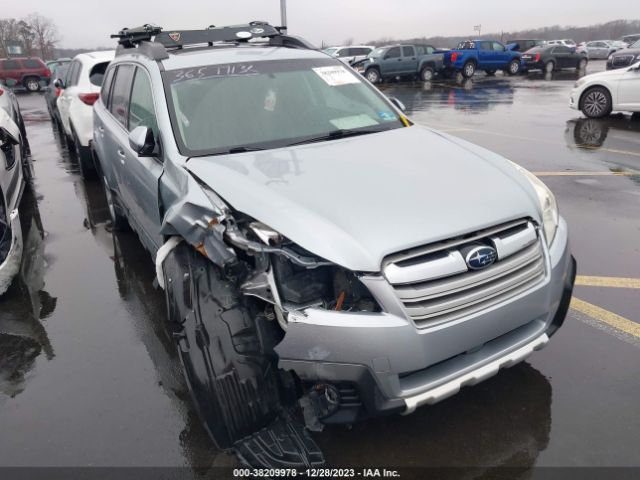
[0,209,23,295]
[569,89,580,110]
[275,218,575,423]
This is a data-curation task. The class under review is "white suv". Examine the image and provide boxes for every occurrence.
[323,45,374,65]
[55,50,114,176]
[570,60,640,117]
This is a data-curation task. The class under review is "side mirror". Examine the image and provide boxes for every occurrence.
[53,78,64,89]
[388,97,406,112]
[128,126,156,156]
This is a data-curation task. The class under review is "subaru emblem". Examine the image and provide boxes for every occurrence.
[465,246,498,270]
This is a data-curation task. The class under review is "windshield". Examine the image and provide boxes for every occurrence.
[370,48,386,57]
[163,58,404,156]
[632,40,640,49]
[322,47,338,56]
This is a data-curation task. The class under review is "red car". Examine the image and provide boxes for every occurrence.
[0,57,51,92]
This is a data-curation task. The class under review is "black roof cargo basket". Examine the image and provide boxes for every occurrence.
[111,22,316,60]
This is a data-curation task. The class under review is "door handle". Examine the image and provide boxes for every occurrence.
[117,149,126,164]
[97,126,104,133]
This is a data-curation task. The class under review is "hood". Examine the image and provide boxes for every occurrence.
[611,48,640,57]
[186,126,541,272]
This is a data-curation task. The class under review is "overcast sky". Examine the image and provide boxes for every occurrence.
[4,0,640,48]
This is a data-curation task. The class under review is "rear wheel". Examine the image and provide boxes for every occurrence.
[462,61,476,78]
[581,86,612,118]
[23,77,41,92]
[420,66,435,82]
[365,68,381,84]
[72,129,96,179]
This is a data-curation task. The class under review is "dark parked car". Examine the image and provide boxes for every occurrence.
[45,62,70,124]
[0,57,51,92]
[507,39,546,52]
[607,41,640,70]
[521,45,587,73]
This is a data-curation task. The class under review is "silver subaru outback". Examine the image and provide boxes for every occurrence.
[92,23,576,467]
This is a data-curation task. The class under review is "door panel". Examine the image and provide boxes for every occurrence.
[120,66,164,251]
[381,47,402,75]
[618,69,640,108]
[401,46,418,74]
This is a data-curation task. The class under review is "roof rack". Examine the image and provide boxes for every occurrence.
[111,22,316,60]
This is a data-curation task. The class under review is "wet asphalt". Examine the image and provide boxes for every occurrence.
[0,60,638,472]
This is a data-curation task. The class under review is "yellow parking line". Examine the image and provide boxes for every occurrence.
[570,298,640,338]
[576,276,640,289]
[533,171,637,177]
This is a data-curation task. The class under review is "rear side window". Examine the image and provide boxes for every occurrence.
[23,59,43,69]
[89,62,109,86]
[2,60,20,70]
[128,67,158,136]
[101,68,115,106]
[109,64,135,127]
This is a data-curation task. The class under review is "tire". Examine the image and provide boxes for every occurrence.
[365,68,381,84]
[577,58,588,70]
[420,66,435,82]
[462,61,476,78]
[102,175,129,231]
[485,70,497,76]
[545,61,555,73]
[72,129,97,179]
[507,59,521,75]
[23,77,41,92]
[162,244,285,450]
[580,86,612,118]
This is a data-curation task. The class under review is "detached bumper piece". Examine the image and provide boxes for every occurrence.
[235,416,325,468]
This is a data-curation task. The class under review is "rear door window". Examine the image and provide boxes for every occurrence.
[402,46,415,57]
[109,64,135,128]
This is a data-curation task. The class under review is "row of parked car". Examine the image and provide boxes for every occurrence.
[323,34,640,83]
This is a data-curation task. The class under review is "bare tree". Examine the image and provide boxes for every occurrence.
[0,18,19,57]
[26,13,60,60]
[17,20,34,56]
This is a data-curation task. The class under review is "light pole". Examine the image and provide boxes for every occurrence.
[280,0,288,33]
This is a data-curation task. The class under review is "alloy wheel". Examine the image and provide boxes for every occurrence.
[583,90,608,117]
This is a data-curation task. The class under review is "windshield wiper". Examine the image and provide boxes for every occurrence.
[208,146,266,156]
[286,128,382,147]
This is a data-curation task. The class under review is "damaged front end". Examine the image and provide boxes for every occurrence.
[156,176,382,465]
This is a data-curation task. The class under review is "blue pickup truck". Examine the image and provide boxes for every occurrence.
[444,40,523,77]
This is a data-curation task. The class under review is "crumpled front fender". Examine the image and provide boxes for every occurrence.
[0,209,23,295]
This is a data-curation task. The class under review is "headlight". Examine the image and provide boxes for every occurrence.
[574,78,586,88]
[511,163,559,245]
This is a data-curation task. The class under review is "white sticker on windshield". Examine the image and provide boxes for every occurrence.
[312,66,360,86]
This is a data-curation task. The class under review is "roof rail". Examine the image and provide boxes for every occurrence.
[111,21,315,60]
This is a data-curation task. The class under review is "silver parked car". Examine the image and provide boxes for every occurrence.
[93,23,576,468]
[578,40,619,59]
[0,103,28,295]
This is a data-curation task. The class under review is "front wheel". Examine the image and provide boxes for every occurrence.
[507,59,521,75]
[365,68,381,84]
[23,77,41,92]
[420,66,435,82]
[462,61,476,78]
[581,87,612,118]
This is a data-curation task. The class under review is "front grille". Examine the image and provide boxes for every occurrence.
[383,219,546,328]
[611,55,636,68]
